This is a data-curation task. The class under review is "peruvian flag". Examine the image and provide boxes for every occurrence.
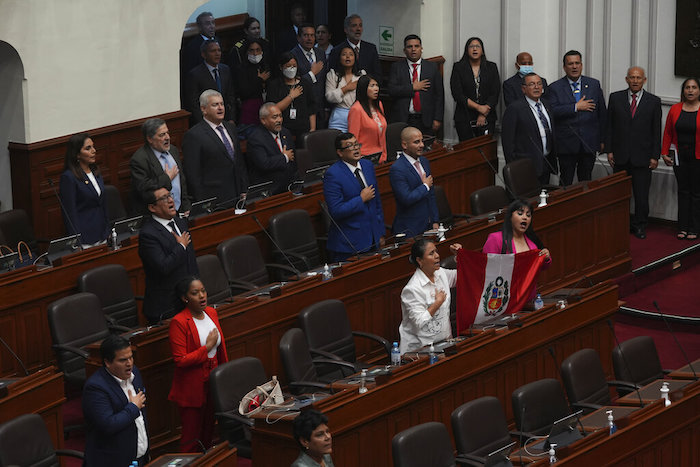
[455,249,545,333]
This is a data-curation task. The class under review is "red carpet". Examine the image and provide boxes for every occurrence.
[629,223,700,270]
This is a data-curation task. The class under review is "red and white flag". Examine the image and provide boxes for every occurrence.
[455,249,545,333]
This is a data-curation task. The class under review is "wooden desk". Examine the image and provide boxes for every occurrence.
[616,379,693,406]
[249,282,620,466]
[146,443,237,467]
[0,137,499,377]
[668,358,700,380]
[0,366,65,452]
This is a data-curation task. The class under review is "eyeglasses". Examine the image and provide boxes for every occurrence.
[468,44,482,49]
[524,81,544,88]
[154,193,174,203]
[341,142,362,150]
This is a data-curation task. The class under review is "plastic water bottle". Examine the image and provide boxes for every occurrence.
[110,227,120,250]
[437,223,447,242]
[534,294,544,310]
[321,263,333,281]
[391,342,401,366]
[538,189,549,207]
[429,343,438,364]
[607,409,617,435]
[548,443,557,464]
[358,369,368,394]
[660,381,671,406]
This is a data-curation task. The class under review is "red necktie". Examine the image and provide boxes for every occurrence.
[412,64,421,112]
[630,93,637,117]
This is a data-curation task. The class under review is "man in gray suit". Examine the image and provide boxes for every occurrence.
[130,118,191,214]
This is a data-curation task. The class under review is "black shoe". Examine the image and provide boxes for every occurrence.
[632,227,646,239]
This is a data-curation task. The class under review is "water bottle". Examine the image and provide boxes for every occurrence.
[321,263,333,281]
[660,381,671,407]
[391,342,401,366]
[110,227,120,250]
[534,294,544,310]
[358,369,368,394]
[429,343,438,364]
[606,409,617,435]
[538,189,549,207]
[548,443,557,464]
[437,223,447,242]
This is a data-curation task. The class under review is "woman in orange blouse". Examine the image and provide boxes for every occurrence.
[348,75,387,164]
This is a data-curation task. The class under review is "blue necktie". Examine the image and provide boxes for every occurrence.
[535,102,552,153]
[216,125,235,160]
[213,68,222,93]
[160,153,181,210]
[571,82,581,102]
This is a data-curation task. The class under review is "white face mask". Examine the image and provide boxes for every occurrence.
[248,53,263,64]
[282,67,297,79]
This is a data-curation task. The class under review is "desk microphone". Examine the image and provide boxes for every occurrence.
[561,274,594,304]
[606,319,645,407]
[251,214,302,277]
[653,301,698,381]
[317,201,365,260]
[0,335,29,376]
[47,178,84,248]
[565,124,611,177]
[475,146,518,201]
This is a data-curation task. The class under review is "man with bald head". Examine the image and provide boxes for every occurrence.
[389,126,439,237]
[605,66,661,239]
[503,52,549,107]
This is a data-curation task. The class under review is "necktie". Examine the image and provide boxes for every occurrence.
[630,93,638,117]
[354,167,365,188]
[213,68,222,93]
[167,220,178,236]
[306,51,314,64]
[354,46,359,57]
[275,134,284,153]
[571,82,581,102]
[535,102,552,152]
[413,160,423,176]
[216,125,235,160]
[411,63,421,112]
[160,153,181,210]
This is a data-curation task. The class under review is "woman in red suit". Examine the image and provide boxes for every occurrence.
[168,276,228,452]
[348,74,387,164]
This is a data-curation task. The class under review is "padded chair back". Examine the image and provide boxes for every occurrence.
[392,421,455,467]
[196,254,232,305]
[451,396,512,458]
[503,159,541,199]
[560,348,611,407]
[470,186,510,215]
[77,264,139,328]
[511,378,570,435]
[217,235,269,287]
[104,184,127,224]
[268,209,320,272]
[47,293,110,387]
[0,413,60,467]
[386,122,408,162]
[433,185,454,227]
[0,209,38,252]
[279,328,320,394]
[302,129,341,167]
[298,299,356,373]
[612,336,664,387]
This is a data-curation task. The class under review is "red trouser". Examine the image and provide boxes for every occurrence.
[178,381,215,452]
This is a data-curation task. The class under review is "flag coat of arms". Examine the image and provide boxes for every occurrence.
[455,248,545,333]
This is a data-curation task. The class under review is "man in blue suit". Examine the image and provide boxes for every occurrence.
[323,132,385,261]
[83,334,148,467]
[548,50,607,185]
[389,127,439,237]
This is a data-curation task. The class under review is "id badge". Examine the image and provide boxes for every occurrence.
[289,108,297,120]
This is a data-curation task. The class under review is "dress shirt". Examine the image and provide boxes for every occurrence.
[154,149,182,210]
[399,267,457,354]
[342,160,368,187]
[192,312,221,358]
[298,44,319,83]
[205,62,220,84]
[85,172,101,196]
[203,117,234,149]
[269,130,290,162]
[109,371,148,458]
[406,58,422,114]
[400,152,430,190]
[629,88,644,105]
[152,215,187,250]
[525,96,552,155]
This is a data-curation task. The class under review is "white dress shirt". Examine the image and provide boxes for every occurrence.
[525,96,552,155]
[109,371,148,458]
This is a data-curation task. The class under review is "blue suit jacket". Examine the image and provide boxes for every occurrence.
[82,366,147,467]
[547,75,607,154]
[323,158,385,254]
[389,154,439,237]
[59,169,109,244]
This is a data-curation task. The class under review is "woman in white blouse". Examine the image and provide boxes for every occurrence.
[399,238,462,354]
[325,45,365,132]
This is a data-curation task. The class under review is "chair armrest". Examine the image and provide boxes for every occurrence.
[309,347,344,361]
[455,454,485,466]
[662,369,672,375]
[289,381,329,391]
[108,324,132,333]
[281,251,312,271]
[606,380,641,390]
[571,402,602,413]
[228,279,259,295]
[215,410,255,427]
[52,344,89,359]
[56,449,84,459]
[265,262,300,278]
[352,330,392,357]
[510,429,538,440]
[312,358,357,371]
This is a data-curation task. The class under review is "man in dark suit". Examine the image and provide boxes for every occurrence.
[388,34,444,136]
[548,50,607,185]
[83,334,148,467]
[323,132,385,262]
[182,90,248,205]
[502,73,557,185]
[389,127,439,237]
[605,66,661,239]
[245,102,298,195]
[502,52,549,107]
[130,118,191,215]
[185,40,236,123]
[291,23,328,128]
[138,187,198,324]
[180,12,217,107]
[328,14,381,79]
[275,3,306,56]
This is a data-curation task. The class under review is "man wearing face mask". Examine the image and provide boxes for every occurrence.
[502,52,548,107]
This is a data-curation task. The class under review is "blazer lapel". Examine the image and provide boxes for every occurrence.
[203,123,234,163]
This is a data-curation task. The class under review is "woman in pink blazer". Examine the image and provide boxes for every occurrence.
[348,75,388,164]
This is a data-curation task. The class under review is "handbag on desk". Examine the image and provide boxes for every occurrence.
[239,376,285,416]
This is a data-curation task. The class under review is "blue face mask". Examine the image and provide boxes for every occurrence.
[518,65,534,76]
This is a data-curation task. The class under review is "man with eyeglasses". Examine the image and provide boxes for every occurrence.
[502,73,557,184]
[323,132,385,262]
[138,187,198,324]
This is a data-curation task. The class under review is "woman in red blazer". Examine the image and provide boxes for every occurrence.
[168,275,228,452]
[348,74,388,163]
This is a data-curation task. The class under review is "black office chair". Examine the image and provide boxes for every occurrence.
[216,235,298,292]
[298,299,391,380]
[434,185,470,228]
[560,348,639,412]
[469,186,509,215]
[0,208,40,252]
[451,396,514,464]
[209,357,269,459]
[386,122,408,162]
[268,209,322,272]
[0,413,84,466]
[502,158,555,200]
[392,421,469,467]
[301,129,341,168]
[612,336,670,394]
[77,264,140,328]
[511,378,570,437]
[195,254,233,305]
[104,184,127,224]
[279,328,356,394]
